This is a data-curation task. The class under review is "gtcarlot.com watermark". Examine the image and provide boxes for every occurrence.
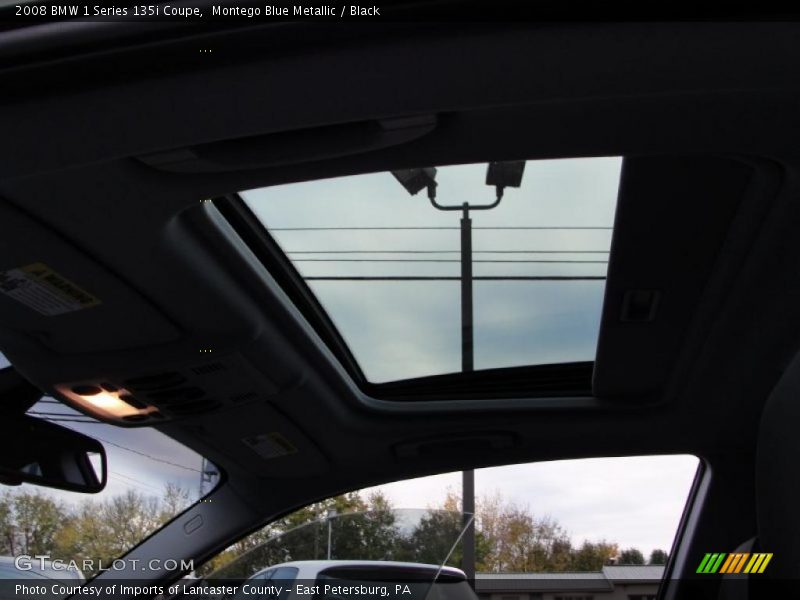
[15,554,195,572]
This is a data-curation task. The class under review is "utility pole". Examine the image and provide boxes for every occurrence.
[326,508,337,560]
[199,457,218,498]
[460,204,476,584]
[199,457,208,497]
[390,162,525,588]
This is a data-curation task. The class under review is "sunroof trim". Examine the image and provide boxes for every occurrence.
[363,361,594,401]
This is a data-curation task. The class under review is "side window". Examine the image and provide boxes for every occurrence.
[203,455,698,600]
[271,566,298,580]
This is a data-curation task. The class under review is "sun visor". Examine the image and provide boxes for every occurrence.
[0,200,180,354]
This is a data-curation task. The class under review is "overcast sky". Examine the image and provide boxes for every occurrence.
[0,159,698,560]
[243,158,619,382]
[55,418,209,503]
[364,456,698,554]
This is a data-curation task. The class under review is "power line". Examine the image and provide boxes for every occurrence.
[90,436,203,474]
[107,474,162,495]
[109,474,161,494]
[293,258,608,263]
[36,416,97,423]
[28,411,89,417]
[113,471,156,487]
[109,475,142,492]
[40,418,203,474]
[112,471,162,492]
[287,250,610,255]
[271,226,612,231]
[304,276,606,281]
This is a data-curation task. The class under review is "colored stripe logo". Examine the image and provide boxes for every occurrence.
[696,553,773,574]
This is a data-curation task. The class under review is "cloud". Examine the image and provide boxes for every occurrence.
[243,156,621,382]
[365,455,698,552]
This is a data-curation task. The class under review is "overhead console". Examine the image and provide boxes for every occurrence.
[55,352,277,426]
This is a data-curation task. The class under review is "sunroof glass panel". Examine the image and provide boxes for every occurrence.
[241,157,621,383]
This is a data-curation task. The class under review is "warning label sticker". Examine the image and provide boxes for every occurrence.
[242,432,298,460]
[0,262,101,316]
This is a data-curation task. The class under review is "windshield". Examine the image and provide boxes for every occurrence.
[0,392,218,586]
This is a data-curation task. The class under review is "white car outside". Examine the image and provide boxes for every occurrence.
[223,560,477,600]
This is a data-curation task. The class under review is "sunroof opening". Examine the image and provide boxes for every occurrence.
[241,157,621,384]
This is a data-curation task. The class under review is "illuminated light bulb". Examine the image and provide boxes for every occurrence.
[79,392,139,418]
[58,385,153,421]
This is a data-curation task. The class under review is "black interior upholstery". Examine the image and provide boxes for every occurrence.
[757,352,800,578]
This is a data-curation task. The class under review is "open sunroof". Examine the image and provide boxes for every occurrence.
[240,157,621,384]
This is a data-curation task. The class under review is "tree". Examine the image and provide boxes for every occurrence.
[53,484,193,577]
[618,547,646,565]
[649,549,668,565]
[159,483,192,522]
[267,491,400,563]
[53,500,113,574]
[0,492,14,555]
[0,483,647,579]
[331,492,399,561]
[404,506,466,567]
[569,541,619,571]
[0,482,195,578]
[399,490,492,569]
[11,491,67,556]
[100,490,162,553]
[471,491,572,573]
[204,491,401,580]
[404,489,627,574]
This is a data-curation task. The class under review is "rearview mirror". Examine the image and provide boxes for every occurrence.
[0,414,106,493]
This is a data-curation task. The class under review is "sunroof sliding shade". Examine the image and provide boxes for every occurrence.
[241,157,621,383]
